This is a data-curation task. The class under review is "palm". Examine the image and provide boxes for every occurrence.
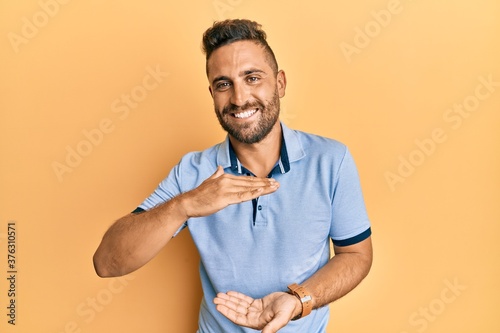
[214,291,299,333]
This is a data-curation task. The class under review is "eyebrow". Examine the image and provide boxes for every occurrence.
[212,76,230,86]
[211,68,267,86]
[243,68,266,76]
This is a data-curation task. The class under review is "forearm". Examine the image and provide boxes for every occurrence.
[213,238,373,331]
[93,168,279,278]
[302,237,373,310]
[93,195,188,277]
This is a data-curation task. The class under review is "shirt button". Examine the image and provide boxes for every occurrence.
[257,205,262,210]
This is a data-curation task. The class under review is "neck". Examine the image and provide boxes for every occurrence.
[230,121,282,178]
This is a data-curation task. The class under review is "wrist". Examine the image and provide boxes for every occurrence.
[286,292,302,320]
[170,193,191,221]
[287,283,313,320]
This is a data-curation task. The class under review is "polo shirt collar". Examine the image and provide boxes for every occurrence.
[215,122,306,174]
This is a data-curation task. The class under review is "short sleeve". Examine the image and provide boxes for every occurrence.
[330,148,371,246]
[136,163,187,237]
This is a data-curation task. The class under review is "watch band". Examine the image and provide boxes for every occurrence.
[287,283,313,320]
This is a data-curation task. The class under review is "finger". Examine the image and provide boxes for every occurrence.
[214,292,263,327]
[258,181,280,195]
[214,292,252,311]
[227,187,263,204]
[207,173,279,194]
[233,184,279,198]
[215,303,251,326]
[208,175,278,204]
[225,291,256,304]
[223,291,254,306]
[214,300,253,327]
[222,178,279,194]
[218,172,279,184]
[222,178,280,192]
[214,301,249,317]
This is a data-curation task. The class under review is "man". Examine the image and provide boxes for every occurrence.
[93,19,373,333]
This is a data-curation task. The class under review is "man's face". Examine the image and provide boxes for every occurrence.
[207,40,286,144]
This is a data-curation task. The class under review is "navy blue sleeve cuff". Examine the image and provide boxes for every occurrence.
[132,207,145,214]
[332,227,371,247]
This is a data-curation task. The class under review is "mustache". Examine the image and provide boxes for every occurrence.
[222,101,265,115]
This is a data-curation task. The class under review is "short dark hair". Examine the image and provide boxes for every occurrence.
[202,19,279,75]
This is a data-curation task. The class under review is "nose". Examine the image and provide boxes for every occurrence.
[229,82,249,107]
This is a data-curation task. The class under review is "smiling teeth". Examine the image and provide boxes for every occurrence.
[234,109,257,119]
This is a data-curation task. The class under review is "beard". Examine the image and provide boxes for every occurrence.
[214,89,280,144]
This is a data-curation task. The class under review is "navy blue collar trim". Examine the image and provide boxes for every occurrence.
[228,131,291,176]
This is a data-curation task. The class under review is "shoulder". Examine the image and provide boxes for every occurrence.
[174,141,226,186]
[292,128,348,159]
[178,145,218,167]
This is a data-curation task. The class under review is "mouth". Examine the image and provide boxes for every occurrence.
[232,108,258,119]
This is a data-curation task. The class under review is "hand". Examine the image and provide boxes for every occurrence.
[213,291,301,333]
[180,166,279,218]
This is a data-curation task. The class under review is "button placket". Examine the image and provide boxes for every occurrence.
[253,195,268,226]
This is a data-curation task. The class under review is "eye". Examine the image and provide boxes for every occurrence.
[216,82,231,91]
[247,76,260,83]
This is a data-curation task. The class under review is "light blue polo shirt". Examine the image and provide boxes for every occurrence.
[137,122,371,333]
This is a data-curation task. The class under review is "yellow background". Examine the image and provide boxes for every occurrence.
[1,0,499,332]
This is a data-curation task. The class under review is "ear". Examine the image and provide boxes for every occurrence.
[208,85,213,97]
[276,70,287,98]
